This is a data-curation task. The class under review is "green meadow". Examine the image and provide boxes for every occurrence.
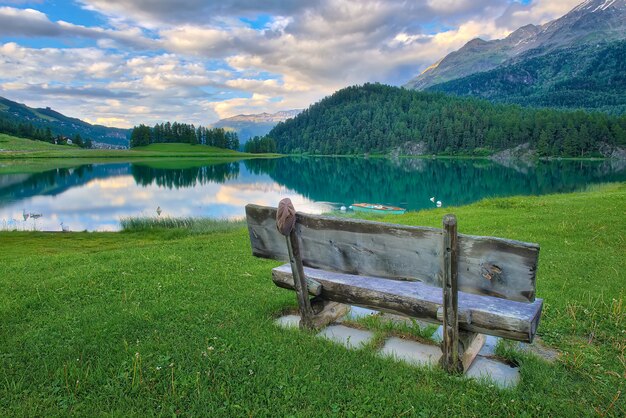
[0,134,268,160]
[0,184,624,416]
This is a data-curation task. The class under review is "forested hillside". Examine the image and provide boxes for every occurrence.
[0,96,129,147]
[428,41,626,115]
[266,83,626,157]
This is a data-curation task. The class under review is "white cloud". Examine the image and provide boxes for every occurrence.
[0,7,59,36]
[0,1,586,127]
[496,0,583,30]
[0,43,224,126]
[78,0,323,26]
[0,6,157,50]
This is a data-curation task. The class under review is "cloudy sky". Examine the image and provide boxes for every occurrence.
[0,0,581,128]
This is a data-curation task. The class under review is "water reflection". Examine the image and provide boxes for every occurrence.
[246,157,626,210]
[131,162,240,188]
[0,157,624,231]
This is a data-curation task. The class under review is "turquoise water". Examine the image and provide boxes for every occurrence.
[0,157,624,231]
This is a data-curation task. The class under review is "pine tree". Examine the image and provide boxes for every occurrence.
[73,133,84,148]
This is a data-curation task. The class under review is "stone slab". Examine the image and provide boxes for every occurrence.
[317,325,374,349]
[275,315,301,329]
[344,306,379,321]
[466,356,520,388]
[518,337,560,363]
[379,337,442,367]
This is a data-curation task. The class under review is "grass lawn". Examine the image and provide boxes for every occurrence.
[0,134,275,160]
[0,184,624,416]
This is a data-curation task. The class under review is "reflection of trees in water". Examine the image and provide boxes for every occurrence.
[0,164,125,205]
[247,157,626,210]
[0,161,242,206]
[243,159,277,176]
[131,162,240,189]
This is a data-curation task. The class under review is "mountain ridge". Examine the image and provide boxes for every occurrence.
[212,109,301,142]
[427,39,626,114]
[404,0,626,91]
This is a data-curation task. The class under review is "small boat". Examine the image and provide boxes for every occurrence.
[351,203,406,215]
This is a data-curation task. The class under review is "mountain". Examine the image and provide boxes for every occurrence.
[212,109,301,142]
[428,40,626,114]
[404,0,626,92]
[265,83,626,157]
[0,96,130,147]
[404,25,540,91]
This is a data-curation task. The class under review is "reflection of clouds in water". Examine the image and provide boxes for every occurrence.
[0,172,321,232]
[86,177,136,189]
[211,183,330,214]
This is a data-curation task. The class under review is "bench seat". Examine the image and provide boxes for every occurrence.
[272,263,542,343]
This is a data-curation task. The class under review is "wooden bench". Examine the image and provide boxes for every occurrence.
[245,199,543,373]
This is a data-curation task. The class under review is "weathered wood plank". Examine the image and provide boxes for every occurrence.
[273,276,322,296]
[436,307,471,325]
[272,264,543,342]
[246,204,539,303]
[441,214,461,373]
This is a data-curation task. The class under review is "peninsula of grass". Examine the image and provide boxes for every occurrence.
[1,184,624,416]
[0,134,279,160]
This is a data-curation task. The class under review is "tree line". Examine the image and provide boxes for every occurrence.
[265,83,626,157]
[243,136,277,153]
[130,122,239,150]
[0,115,92,147]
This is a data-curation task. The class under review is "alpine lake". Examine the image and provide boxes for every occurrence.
[1,156,625,231]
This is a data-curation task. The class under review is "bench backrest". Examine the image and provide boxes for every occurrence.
[245,204,539,303]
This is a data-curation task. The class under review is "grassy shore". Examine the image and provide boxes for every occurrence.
[1,184,624,416]
[0,134,274,160]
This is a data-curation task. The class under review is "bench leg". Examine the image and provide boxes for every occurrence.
[285,234,315,330]
[459,332,486,372]
[276,198,316,330]
[310,297,350,329]
[441,214,462,373]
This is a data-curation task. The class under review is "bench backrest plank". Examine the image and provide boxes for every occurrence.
[245,204,539,303]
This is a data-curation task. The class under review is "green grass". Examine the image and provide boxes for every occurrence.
[129,143,241,155]
[120,217,245,235]
[0,133,277,160]
[1,184,625,416]
[0,134,74,151]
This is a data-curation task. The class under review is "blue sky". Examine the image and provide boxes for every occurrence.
[0,0,581,128]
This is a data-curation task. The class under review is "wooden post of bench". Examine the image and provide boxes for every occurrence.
[441,214,462,373]
[276,198,314,330]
